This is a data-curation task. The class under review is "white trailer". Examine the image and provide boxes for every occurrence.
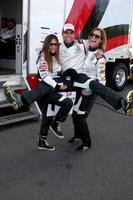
[0,0,133,125]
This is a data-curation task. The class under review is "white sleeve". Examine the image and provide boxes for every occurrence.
[2,28,16,39]
[96,56,106,85]
[37,59,57,88]
[83,39,89,52]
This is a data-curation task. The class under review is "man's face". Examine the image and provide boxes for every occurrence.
[62,30,75,44]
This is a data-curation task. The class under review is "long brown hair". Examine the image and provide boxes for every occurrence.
[89,27,107,51]
[37,34,60,72]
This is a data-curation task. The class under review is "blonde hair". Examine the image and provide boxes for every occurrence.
[89,27,107,51]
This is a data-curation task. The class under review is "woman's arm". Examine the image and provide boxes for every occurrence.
[37,52,67,90]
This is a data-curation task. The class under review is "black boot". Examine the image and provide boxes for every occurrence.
[37,136,55,151]
[76,139,91,151]
[50,121,64,139]
[68,136,81,143]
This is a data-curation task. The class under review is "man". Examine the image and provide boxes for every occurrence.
[58,23,95,151]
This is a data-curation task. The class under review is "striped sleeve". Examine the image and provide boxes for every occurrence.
[37,57,57,88]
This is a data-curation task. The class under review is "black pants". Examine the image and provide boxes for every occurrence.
[0,39,15,59]
[0,40,6,58]
[23,74,123,142]
[22,74,123,110]
[62,74,123,144]
[21,80,73,138]
[54,76,94,144]
[89,80,122,110]
[39,92,73,137]
[22,81,56,106]
[72,95,96,144]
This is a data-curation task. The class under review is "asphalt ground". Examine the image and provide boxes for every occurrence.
[0,82,133,200]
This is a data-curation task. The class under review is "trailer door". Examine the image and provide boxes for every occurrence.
[27,0,66,75]
[129,0,133,60]
[20,0,29,77]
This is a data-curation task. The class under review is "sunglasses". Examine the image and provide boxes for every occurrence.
[64,30,74,34]
[90,33,101,39]
[50,43,58,46]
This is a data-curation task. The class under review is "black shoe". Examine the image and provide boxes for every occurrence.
[75,142,91,152]
[68,137,81,143]
[50,123,64,139]
[37,137,55,151]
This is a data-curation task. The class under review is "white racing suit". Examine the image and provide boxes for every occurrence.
[59,41,93,145]
[21,55,73,138]
[59,42,124,145]
[82,50,123,110]
[22,55,62,104]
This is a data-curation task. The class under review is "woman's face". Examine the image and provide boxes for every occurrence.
[88,30,102,49]
[49,39,58,53]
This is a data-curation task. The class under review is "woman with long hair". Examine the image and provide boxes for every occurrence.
[4,34,73,151]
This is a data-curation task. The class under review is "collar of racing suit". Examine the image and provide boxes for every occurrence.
[89,47,99,51]
[50,52,56,56]
[64,41,74,48]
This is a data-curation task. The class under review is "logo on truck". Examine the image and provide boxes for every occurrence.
[66,0,129,52]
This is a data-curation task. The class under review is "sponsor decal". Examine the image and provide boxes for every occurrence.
[66,0,109,39]
[100,76,106,81]
[65,0,96,39]
[105,34,128,52]
[99,69,105,74]
[41,72,47,78]
[66,0,128,51]
[66,91,72,97]
[39,63,47,72]
[99,62,106,68]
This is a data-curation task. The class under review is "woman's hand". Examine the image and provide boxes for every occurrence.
[94,49,103,59]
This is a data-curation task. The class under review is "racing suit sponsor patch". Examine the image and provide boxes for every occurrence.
[99,62,106,68]
[39,63,47,72]
[40,72,48,79]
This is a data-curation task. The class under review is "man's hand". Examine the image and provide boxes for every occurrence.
[60,85,67,90]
